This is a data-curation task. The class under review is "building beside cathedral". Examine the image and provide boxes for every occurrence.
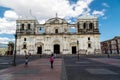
[15,14,101,55]
[101,36,120,54]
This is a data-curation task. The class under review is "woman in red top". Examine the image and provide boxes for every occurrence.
[50,54,54,69]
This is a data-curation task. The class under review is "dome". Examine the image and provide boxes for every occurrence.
[45,17,67,24]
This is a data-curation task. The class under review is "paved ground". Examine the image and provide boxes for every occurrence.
[0,55,120,80]
[0,56,13,70]
[63,55,120,80]
[0,55,46,70]
[0,58,62,80]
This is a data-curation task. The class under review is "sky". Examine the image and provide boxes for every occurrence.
[0,0,120,47]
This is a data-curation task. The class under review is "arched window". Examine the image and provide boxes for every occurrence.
[89,23,94,29]
[21,24,24,30]
[24,38,26,41]
[83,23,86,29]
[88,37,90,40]
[23,44,27,49]
[27,24,31,29]
[55,29,58,33]
[88,43,91,48]
[39,27,45,34]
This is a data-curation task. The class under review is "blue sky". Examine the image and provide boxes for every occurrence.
[0,0,120,46]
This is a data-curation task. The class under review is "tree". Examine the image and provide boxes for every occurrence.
[7,41,14,55]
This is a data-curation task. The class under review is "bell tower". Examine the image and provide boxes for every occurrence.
[16,19,38,35]
[77,14,100,34]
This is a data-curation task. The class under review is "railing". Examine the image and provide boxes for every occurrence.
[16,29,33,34]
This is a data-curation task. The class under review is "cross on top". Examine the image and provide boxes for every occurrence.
[56,13,58,18]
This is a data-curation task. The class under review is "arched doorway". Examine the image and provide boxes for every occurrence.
[54,44,60,54]
[72,46,76,54]
[37,46,42,54]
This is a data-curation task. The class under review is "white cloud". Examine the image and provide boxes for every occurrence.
[71,27,76,29]
[1,0,109,45]
[0,10,18,34]
[4,10,18,21]
[0,0,93,19]
[39,19,46,24]
[102,3,109,7]
[92,9,105,17]
[0,0,94,34]
[0,37,14,44]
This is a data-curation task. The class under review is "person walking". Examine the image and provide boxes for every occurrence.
[24,51,29,66]
[53,53,56,58]
[49,54,54,69]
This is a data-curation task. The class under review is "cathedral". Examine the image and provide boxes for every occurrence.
[15,14,101,55]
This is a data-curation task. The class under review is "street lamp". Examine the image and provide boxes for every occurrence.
[115,39,119,54]
[13,34,17,66]
[77,40,79,60]
[106,42,110,58]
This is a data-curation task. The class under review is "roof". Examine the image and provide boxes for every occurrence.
[114,36,120,39]
[17,15,39,23]
[45,17,67,24]
[101,36,120,43]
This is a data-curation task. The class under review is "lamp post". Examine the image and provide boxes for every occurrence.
[13,34,17,66]
[107,49,110,58]
[77,40,79,61]
[115,39,119,54]
[106,42,110,58]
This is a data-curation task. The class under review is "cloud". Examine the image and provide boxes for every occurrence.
[0,10,18,34]
[39,19,46,24]
[102,3,109,7]
[0,0,93,19]
[92,9,105,17]
[4,10,18,21]
[1,0,108,45]
[0,37,14,44]
[0,0,93,33]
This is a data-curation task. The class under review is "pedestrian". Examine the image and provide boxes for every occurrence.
[49,54,54,69]
[54,53,56,58]
[85,50,87,56]
[28,51,31,56]
[24,51,29,66]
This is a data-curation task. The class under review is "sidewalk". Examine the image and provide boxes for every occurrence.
[0,58,62,80]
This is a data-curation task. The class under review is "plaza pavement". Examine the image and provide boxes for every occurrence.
[89,58,120,68]
[63,56,120,80]
[0,55,120,80]
[0,58,62,80]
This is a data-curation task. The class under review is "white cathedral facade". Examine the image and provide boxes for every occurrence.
[15,14,101,55]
